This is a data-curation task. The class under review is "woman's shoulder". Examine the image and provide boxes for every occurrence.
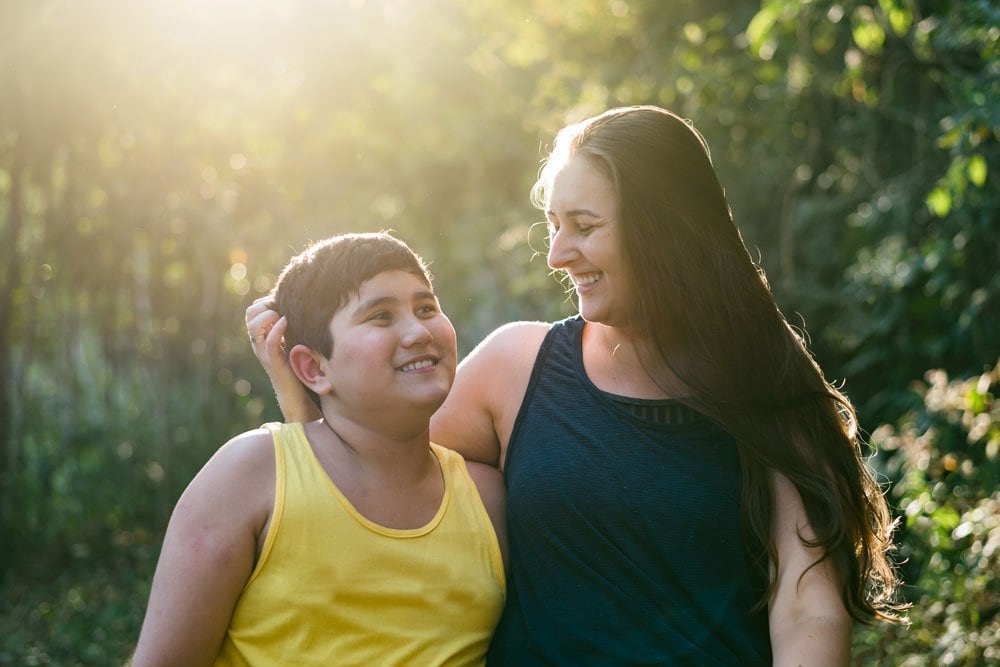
[485,319,553,342]
[478,316,583,350]
[464,320,552,364]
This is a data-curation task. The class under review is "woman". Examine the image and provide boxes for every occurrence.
[247,105,902,665]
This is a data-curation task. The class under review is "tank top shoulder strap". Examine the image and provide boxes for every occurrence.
[430,441,457,474]
[242,422,296,586]
[505,316,581,468]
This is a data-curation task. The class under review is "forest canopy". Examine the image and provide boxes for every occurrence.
[0,0,997,664]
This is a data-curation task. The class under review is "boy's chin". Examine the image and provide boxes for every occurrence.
[422,387,454,415]
[415,389,450,413]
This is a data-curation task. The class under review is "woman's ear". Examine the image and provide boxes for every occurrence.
[288,344,333,396]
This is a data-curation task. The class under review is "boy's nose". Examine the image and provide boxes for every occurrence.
[402,317,433,346]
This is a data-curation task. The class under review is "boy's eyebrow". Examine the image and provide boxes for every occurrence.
[352,295,397,317]
[413,289,437,301]
[351,289,438,317]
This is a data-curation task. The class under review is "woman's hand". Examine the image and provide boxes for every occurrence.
[245,296,286,375]
[245,296,321,423]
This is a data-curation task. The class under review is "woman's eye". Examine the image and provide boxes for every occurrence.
[578,224,595,235]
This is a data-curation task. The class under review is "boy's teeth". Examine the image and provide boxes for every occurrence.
[401,359,434,372]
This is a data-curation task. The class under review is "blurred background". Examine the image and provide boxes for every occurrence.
[0,0,996,664]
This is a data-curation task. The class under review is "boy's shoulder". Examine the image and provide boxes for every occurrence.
[209,426,276,469]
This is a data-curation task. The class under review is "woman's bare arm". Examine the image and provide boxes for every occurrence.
[768,472,853,666]
[430,321,548,468]
[246,297,321,423]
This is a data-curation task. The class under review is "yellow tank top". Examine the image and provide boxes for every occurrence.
[215,422,505,667]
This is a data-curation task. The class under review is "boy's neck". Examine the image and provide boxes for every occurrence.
[316,407,436,482]
[304,410,445,530]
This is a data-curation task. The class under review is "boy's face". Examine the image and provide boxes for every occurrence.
[320,269,457,419]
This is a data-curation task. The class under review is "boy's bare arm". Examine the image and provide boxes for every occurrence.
[132,430,276,666]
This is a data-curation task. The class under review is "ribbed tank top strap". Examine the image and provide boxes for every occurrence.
[244,421,322,586]
[504,318,571,471]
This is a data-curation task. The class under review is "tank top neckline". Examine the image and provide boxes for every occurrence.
[287,422,452,538]
[567,317,708,429]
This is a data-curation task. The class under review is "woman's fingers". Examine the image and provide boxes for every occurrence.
[246,297,283,372]
[245,296,276,326]
[265,316,288,365]
[247,309,279,343]
[243,299,317,422]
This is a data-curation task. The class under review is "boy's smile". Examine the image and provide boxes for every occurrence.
[321,270,457,420]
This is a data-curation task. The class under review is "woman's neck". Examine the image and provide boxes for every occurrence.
[582,322,676,399]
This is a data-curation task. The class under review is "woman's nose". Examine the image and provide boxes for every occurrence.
[547,227,576,270]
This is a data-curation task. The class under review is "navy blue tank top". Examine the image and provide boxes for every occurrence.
[487,317,771,666]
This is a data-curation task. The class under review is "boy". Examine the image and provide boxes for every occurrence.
[133,233,507,666]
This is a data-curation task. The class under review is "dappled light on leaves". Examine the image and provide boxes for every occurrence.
[0,0,996,663]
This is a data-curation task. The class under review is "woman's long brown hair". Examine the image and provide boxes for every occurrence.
[532,105,905,622]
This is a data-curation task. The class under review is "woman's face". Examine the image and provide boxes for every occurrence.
[545,153,631,328]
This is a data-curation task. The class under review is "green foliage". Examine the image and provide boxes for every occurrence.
[854,364,1000,665]
[735,0,1000,425]
[0,0,996,662]
[0,544,154,666]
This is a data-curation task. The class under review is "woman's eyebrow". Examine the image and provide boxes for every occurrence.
[547,208,603,219]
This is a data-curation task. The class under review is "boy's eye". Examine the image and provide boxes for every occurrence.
[416,303,439,316]
[368,311,392,322]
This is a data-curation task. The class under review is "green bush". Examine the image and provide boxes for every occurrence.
[854,362,1000,665]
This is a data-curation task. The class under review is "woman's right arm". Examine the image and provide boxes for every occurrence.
[431,322,548,468]
[246,297,321,423]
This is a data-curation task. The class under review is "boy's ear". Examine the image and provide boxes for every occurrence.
[287,344,334,396]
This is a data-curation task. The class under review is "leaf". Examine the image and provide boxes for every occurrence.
[746,2,781,55]
[931,506,961,532]
[967,154,987,187]
[926,186,952,217]
[852,13,886,55]
[887,6,912,36]
[879,0,913,36]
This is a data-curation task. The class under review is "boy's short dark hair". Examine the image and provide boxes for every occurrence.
[271,232,431,404]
